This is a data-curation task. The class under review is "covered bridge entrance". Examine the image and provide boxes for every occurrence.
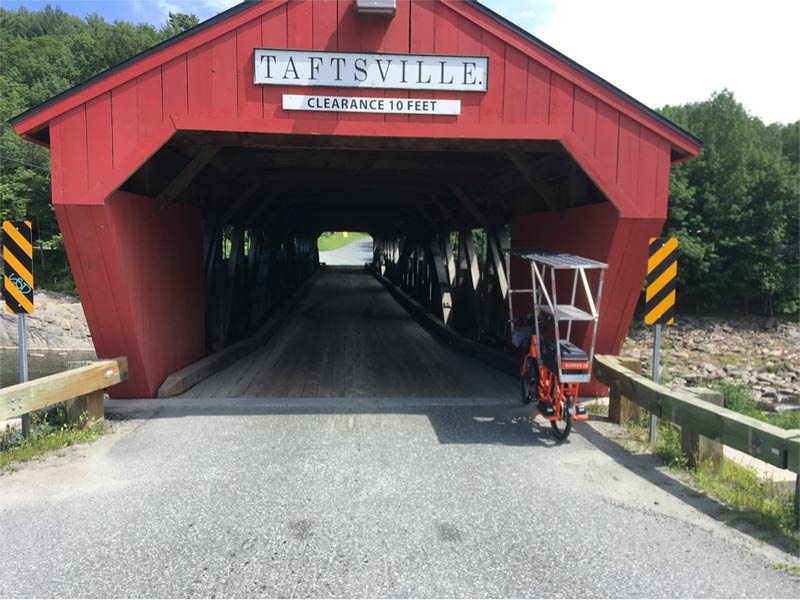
[11,0,699,398]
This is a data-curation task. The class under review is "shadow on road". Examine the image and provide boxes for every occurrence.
[107,397,573,449]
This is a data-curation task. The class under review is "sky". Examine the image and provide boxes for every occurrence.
[2,0,798,125]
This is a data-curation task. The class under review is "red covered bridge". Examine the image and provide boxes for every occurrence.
[11,0,699,398]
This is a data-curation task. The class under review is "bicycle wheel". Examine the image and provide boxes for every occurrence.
[550,397,573,440]
[520,356,537,405]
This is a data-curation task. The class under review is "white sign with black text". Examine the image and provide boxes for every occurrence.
[282,94,461,115]
[254,49,488,92]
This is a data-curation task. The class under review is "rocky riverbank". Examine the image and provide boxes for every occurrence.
[0,291,93,351]
[622,315,799,412]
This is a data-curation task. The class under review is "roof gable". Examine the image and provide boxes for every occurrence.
[11,0,699,158]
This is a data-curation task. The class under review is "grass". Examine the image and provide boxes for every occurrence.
[694,459,797,535]
[773,562,800,577]
[620,410,798,552]
[0,406,106,473]
[585,399,609,417]
[317,231,368,252]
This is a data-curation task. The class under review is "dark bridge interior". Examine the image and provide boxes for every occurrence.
[119,132,609,354]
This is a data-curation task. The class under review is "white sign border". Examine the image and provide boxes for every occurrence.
[282,94,461,115]
[254,48,488,92]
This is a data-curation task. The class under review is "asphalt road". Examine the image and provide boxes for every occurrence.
[1,396,797,598]
[319,236,374,266]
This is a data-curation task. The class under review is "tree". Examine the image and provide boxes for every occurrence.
[0,7,198,291]
[160,12,200,39]
[660,91,799,314]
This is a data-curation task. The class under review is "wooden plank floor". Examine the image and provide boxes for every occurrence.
[188,268,519,399]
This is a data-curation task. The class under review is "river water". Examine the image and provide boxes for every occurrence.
[0,348,97,388]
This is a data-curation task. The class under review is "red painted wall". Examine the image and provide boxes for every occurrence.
[40,0,683,218]
[17,0,697,398]
[55,192,204,397]
[511,203,664,395]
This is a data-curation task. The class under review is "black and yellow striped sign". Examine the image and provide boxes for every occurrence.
[3,220,34,314]
[645,237,677,325]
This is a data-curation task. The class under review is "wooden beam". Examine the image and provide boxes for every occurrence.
[155,146,220,214]
[505,150,566,220]
[449,185,508,299]
[204,222,222,297]
[427,193,460,228]
[608,356,643,425]
[177,130,563,154]
[679,386,724,469]
[222,181,262,222]
[442,234,456,287]
[0,359,128,421]
[568,161,589,208]
[429,237,453,325]
[449,184,488,228]
[248,194,282,228]
[460,229,481,293]
[594,355,799,471]
[222,226,246,346]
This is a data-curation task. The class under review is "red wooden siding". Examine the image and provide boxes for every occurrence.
[17,0,699,398]
[511,204,664,395]
[409,0,435,125]
[43,0,677,220]
[383,0,411,124]
[55,194,204,397]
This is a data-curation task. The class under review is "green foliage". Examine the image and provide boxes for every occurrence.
[317,231,368,252]
[714,380,762,418]
[768,409,800,430]
[660,91,799,315]
[160,12,200,38]
[0,6,198,293]
[712,380,800,430]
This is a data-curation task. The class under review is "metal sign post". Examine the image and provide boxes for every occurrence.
[650,323,662,445]
[3,220,35,439]
[18,314,30,437]
[644,237,678,446]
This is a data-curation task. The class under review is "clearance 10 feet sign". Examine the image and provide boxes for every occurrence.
[253,49,489,116]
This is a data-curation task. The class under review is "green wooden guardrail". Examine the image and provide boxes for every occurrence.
[594,355,799,471]
[594,354,800,526]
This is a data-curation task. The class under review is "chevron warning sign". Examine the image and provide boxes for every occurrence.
[3,220,34,314]
[645,237,677,325]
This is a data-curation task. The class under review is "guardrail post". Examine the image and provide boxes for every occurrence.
[65,389,105,426]
[608,357,642,425]
[679,387,724,469]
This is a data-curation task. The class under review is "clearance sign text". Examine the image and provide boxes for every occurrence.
[282,94,461,115]
[254,49,488,92]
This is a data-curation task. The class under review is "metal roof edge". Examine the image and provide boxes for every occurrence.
[8,1,259,127]
[466,0,703,151]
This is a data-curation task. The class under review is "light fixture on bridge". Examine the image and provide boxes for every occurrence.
[353,0,396,18]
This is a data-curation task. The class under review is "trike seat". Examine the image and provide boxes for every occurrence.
[511,326,533,348]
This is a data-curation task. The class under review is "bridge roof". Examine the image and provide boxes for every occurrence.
[10,0,700,159]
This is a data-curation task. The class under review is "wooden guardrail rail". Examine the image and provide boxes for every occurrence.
[594,355,800,472]
[0,357,128,425]
[594,354,800,526]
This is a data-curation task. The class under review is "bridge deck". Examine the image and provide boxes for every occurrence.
[188,268,518,399]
